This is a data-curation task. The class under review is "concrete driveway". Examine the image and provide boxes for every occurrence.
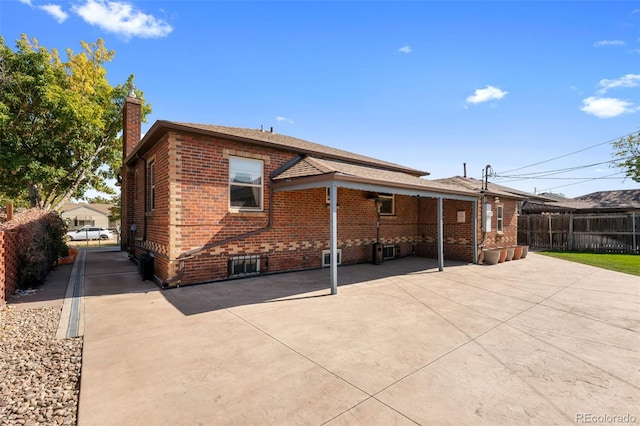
[76,251,639,425]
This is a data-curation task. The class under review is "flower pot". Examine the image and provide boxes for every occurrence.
[482,249,501,265]
[498,248,507,263]
[512,245,523,260]
[519,245,529,258]
[505,246,515,261]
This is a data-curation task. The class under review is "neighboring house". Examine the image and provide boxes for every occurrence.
[120,94,529,289]
[522,189,640,214]
[519,189,640,253]
[59,203,116,230]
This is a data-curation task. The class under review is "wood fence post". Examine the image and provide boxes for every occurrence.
[568,213,573,251]
[633,212,637,255]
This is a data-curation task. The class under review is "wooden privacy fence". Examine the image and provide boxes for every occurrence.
[518,213,639,254]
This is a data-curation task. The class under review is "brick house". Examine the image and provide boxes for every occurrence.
[120,94,522,292]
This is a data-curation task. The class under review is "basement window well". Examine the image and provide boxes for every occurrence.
[228,255,261,277]
[322,249,342,267]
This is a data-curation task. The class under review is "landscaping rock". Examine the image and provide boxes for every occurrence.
[0,306,82,425]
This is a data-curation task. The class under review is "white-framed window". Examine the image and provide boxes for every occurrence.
[229,156,263,211]
[228,255,260,277]
[496,205,504,233]
[322,249,342,268]
[378,193,394,215]
[149,160,156,211]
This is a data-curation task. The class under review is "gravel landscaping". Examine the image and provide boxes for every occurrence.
[0,306,82,425]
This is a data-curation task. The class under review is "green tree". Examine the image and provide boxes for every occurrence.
[612,131,640,183]
[0,34,150,211]
[85,195,112,204]
[108,194,121,226]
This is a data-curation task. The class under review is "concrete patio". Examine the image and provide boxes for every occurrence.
[75,251,639,425]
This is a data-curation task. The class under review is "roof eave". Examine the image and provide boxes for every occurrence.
[272,173,478,199]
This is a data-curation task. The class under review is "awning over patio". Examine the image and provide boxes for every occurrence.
[271,156,480,294]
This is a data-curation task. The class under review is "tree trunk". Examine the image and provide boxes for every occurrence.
[28,182,42,208]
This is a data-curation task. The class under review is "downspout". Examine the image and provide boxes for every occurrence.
[163,187,275,288]
[143,156,148,241]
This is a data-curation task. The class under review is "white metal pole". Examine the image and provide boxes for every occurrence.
[329,184,338,295]
[437,197,444,272]
[472,198,478,264]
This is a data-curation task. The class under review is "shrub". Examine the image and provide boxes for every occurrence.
[10,210,69,288]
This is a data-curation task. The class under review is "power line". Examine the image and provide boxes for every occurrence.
[496,131,637,175]
[539,172,629,192]
[495,159,621,179]
[501,176,626,180]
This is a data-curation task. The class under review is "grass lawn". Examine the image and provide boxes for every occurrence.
[538,251,640,276]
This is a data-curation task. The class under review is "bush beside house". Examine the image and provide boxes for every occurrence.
[0,209,68,305]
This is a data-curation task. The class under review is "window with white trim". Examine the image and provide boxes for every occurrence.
[229,157,263,211]
[378,193,394,215]
[322,249,342,267]
[149,160,156,211]
[496,205,504,233]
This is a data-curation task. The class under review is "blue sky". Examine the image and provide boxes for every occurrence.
[2,0,639,198]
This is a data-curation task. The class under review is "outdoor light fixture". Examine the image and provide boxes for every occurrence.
[375,198,383,213]
[367,193,384,213]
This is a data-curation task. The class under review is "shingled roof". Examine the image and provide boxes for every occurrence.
[59,203,113,216]
[522,189,640,213]
[127,121,429,176]
[272,157,479,197]
[430,176,552,201]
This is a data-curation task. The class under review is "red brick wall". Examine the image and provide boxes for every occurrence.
[123,96,142,159]
[418,198,476,261]
[125,128,520,285]
[121,95,142,251]
[128,131,430,285]
[0,229,19,305]
[480,197,520,249]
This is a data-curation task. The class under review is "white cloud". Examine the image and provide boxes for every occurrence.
[276,116,294,124]
[72,0,173,39]
[597,73,640,94]
[579,96,638,118]
[398,46,412,54]
[593,40,624,47]
[18,0,68,23]
[39,4,68,23]
[465,85,508,105]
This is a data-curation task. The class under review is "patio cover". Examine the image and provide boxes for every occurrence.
[271,156,480,294]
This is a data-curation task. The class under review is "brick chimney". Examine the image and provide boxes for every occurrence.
[123,92,142,159]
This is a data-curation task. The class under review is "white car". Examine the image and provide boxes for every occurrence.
[66,227,113,241]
